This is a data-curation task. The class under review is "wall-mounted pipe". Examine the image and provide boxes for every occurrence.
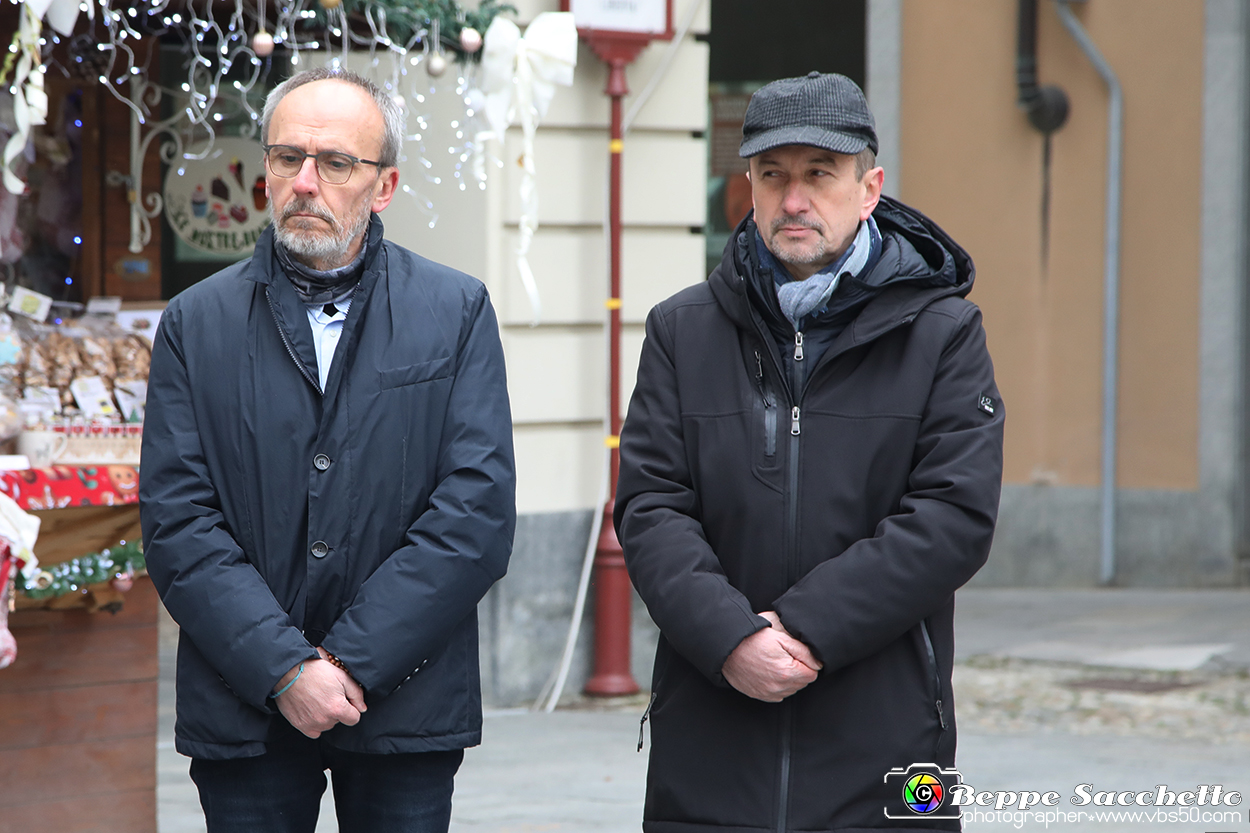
[1054,0,1122,586]
[1017,0,1070,133]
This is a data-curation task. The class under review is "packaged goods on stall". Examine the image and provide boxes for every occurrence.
[0,395,20,445]
[0,310,151,463]
[47,329,85,409]
[78,328,118,380]
[114,333,151,380]
[0,315,23,404]
[0,313,151,421]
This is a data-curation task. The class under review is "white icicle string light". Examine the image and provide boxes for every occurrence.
[94,0,147,124]
[22,0,504,222]
[281,0,310,66]
[336,6,349,62]
[448,74,475,192]
[398,41,440,229]
[112,0,145,43]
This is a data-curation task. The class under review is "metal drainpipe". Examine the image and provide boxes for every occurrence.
[1054,0,1123,586]
[1017,0,1070,132]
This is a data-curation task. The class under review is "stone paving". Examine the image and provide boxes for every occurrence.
[157,589,1250,832]
[955,657,1250,745]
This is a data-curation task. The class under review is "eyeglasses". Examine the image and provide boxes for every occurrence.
[263,144,384,185]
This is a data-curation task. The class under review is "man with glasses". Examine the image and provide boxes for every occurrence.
[141,67,516,832]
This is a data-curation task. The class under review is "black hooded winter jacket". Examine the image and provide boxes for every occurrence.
[140,219,516,759]
[615,197,1004,832]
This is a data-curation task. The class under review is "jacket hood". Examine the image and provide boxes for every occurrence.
[710,195,975,339]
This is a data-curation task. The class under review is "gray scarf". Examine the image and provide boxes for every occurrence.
[774,216,879,331]
[274,240,367,306]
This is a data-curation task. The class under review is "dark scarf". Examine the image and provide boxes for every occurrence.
[274,231,369,305]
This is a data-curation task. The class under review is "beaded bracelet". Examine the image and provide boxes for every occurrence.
[323,651,350,675]
[323,651,364,689]
[270,662,304,698]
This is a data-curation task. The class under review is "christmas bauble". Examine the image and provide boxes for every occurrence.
[459,27,482,53]
[426,52,447,78]
[319,0,341,9]
[252,30,275,57]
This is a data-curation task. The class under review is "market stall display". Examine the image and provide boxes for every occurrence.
[0,310,153,829]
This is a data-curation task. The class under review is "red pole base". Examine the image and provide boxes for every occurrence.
[584,500,640,697]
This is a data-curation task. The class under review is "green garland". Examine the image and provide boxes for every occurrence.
[316,0,517,61]
[19,540,146,601]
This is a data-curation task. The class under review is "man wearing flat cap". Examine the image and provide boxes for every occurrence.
[616,72,1004,831]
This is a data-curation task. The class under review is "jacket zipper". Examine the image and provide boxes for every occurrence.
[740,274,928,831]
[266,286,322,395]
[777,700,794,833]
[776,379,802,833]
[755,350,777,457]
[740,285,805,833]
[919,619,948,739]
[637,691,656,752]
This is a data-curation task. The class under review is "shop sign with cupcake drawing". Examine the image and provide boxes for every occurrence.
[164,137,271,257]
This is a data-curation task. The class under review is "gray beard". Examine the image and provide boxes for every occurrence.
[270,199,372,269]
[767,215,829,268]
[771,237,829,268]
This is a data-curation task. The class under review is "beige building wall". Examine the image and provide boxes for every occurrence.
[495,0,709,517]
[358,2,709,518]
[899,0,1202,491]
[884,0,1250,587]
[364,2,709,701]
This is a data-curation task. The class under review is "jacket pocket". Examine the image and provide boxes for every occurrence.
[752,349,777,459]
[918,618,948,758]
[379,355,453,390]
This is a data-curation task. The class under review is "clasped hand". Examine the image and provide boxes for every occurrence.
[722,611,822,702]
[274,647,367,738]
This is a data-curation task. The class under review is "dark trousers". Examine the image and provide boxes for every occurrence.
[189,721,463,833]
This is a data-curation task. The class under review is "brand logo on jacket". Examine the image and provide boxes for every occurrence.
[884,763,963,820]
[978,393,996,415]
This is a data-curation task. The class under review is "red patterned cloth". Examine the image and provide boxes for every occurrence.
[0,466,140,510]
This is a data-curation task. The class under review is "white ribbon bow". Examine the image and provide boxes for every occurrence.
[3,5,47,198]
[2,0,80,199]
[477,12,577,326]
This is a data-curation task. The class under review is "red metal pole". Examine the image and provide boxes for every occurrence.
[584,59,639,697]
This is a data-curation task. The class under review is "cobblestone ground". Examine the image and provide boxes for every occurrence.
[953,656,1250,744]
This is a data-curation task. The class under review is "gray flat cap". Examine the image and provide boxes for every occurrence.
[740,72,878,158]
